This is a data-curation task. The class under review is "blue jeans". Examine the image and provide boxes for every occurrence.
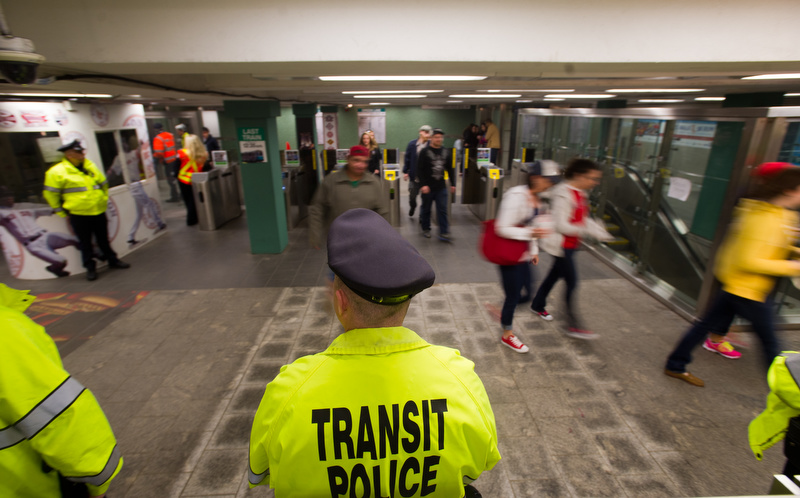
[499,262,533,330]
[531,249,579,328]
[665,291,779,373]
[420,188,449,235]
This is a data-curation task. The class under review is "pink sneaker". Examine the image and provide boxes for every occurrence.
[565,327,598,340]
[501,334,530,353]
[703,338,741,359]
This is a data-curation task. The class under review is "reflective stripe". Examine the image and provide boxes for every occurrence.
[54,207,65,213]
[92,184,103,190]
[786,354,800,386]
[0,377,85,450]
[248,467,269,485]
[62,187,89,193]
[43,185,60,192]
[65,446,121,486]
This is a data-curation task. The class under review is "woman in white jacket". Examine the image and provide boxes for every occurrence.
[530,158,610,339]
[494,160,562,353]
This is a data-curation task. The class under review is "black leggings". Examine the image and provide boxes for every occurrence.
[531,249,579,328]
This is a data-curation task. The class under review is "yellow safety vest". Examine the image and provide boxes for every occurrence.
[749,352,800,460]
[177,149,199,185]
[249,326,501,497]
[42,158,109,218]
[0,284,123,497]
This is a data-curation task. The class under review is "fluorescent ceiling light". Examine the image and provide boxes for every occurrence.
[342,90,443,94]
[638,99,684,103]
[479,89,575,93]
[785,93,800,97]
[125,94,142,98]
[695,97,726,101]
[516,100,533,103]
[449,94,522,98]
[544,98,565,102]
[607,88,704,93]
[0,92,113,98]
[743,73,800,80]
[446,100,463,103]
[545,94,616,99]
[353,94,426,99]
[320,75,487,81]
[369,103,390,105]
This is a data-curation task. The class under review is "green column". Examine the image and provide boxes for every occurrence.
[223,100,287,254]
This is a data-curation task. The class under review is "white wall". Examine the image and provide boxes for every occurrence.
[6,0,800,65]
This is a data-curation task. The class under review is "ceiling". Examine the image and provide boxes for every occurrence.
[2,59,800,110]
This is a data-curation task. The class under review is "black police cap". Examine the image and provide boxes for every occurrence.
[328,209,435,305]
[57,139,84,152]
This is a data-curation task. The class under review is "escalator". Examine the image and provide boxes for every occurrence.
[591,162,707,304]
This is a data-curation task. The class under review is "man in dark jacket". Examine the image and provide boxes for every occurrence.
[402,124,431,217]
[417,128,456,242]
[202,127,220,171]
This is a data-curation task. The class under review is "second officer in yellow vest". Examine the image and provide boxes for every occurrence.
[42,140,130,281]
[249,209,501,497]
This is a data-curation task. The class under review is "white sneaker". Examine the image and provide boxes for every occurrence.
[501,334,530,353]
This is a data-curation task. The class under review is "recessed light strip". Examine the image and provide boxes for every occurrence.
[639,99,684,103]
[743,73,800,80]
[320,75,487,81]
[353,95,426,99]
[0,92,114,98]
[695,97,726,101]
[607,88,704,93]
[449,94,522,98]
[342,90,443,94]
[544,94,616,99]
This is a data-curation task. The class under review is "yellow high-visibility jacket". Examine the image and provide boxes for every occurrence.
[750,352,800,460]
[0,284,122,497]
[42,158,109,218]
[249,326,501,497]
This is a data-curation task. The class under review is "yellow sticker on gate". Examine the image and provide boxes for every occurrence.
[614,167,625,179]
[489,169,500,180]
[660,168,671,178]
[384,170,396,181]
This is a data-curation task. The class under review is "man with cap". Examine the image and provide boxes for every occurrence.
[175,123,188,148]
[403,124,432,217]
[43,140,130,281]
[417,128,456,241]
[309,145,388,248]
[152,122,180,202]
[249,208,501,497]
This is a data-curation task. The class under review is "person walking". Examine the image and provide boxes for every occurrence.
[360,131,382,176]
[152,122,180,202]
[403,124,432,217]
[530,158,610,339]
[418,128,456,242]
[0,283,122,497]
[665,165,800,387]
[176,134,208,226]
[495,160,562,353]
[308,145,388,248]
[42,140,131,281]
[249,209,500,497]
[483,118,500,165]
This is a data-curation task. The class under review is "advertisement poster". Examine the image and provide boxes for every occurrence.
[322,112,338,149]
[238,127,267,163]
[212,150,229,168]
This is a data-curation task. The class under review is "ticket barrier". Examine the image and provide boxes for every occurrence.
[509,159,534,189]
[282,165,308,229]
[192,169,241,230]
[219,165,242,222]
[383,165,401,227]
[468,165,504,221]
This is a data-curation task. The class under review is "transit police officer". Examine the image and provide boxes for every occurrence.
[249,209,500,497]
[43,140,130,281]
[0,284,122,497]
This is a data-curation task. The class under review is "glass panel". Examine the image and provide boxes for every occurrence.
[629,119,665,187]
[772,120,800,321]
[96,131,124,189]
[0,131,60,202]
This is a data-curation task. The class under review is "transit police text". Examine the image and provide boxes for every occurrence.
[311,399,448,497]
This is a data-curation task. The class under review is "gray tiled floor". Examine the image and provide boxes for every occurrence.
[1,183,794,496]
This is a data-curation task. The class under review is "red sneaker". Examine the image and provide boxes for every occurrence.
[501,334,530,353]
[703,338,741,359]
[565,327,598,340]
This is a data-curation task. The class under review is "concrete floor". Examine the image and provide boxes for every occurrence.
[1,182,793,497]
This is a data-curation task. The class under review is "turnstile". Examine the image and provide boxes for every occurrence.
[282,165,308,229]
[192,170,225,231]
[219,165,242,222]
[468,165,504,221]
[383,165,401,227]
[509,159,534,189]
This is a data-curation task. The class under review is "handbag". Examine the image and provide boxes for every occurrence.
[479,219,528,265]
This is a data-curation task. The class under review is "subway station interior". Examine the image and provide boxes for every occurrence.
[3,1,800,496]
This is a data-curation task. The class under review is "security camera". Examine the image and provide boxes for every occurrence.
[0,35,45,85]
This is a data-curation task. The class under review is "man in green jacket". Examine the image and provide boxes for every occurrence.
[309,145,389,248]
[250,209,500,497]
[0,284,122,497]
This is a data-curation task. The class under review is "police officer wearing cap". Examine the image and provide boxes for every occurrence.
[249,209,500,497]
[43,140,130,281]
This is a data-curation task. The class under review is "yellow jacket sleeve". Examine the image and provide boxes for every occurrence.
[42,167,67,218]
[732,213,800,277]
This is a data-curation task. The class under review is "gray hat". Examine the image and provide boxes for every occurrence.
[175,124,187,131]
[57,139,84,152]
[431,128,445,136]
[419,125,432,133]
[529,160,562,183]
[328,209,435,305]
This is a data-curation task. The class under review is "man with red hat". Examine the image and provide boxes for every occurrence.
[309,145,389,248]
